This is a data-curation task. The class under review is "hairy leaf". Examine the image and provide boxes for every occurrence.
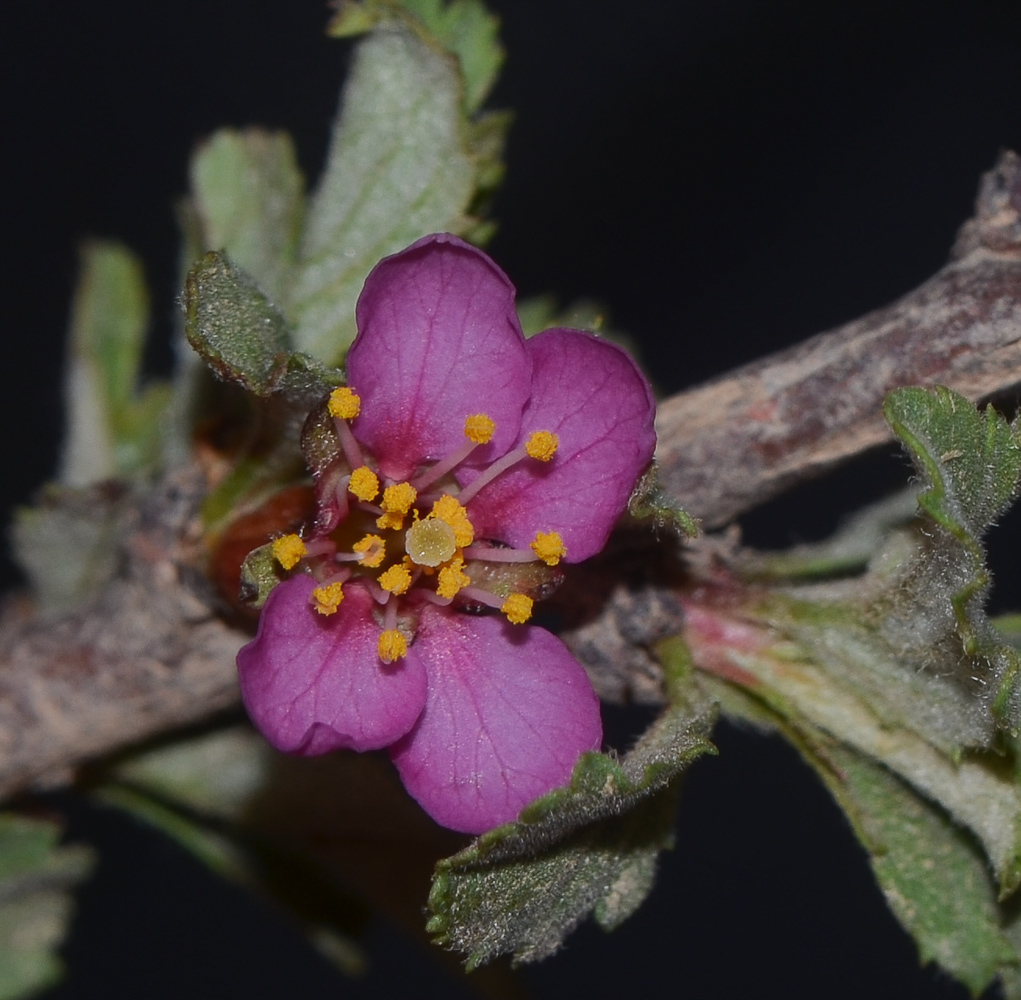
[331,0,503,115]
[830,746,1017,992]
[290,25,505,362]
[0,813,93,1000]
[884,386,1021,729]
[189,129,305,304]
[685,594,1021,893]
[708,680,1018,994]
[428,702,715,968]
[60,241,168,484]
[627,464,699,538]
[11,484,127,618]
[184,251,293,395]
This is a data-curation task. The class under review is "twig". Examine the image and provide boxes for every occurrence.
[656,151,1021,527]
[3,154,1021,798]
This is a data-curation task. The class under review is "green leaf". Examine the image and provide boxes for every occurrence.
[289,25,505,363]
[884,385,1021,541]
[723,388,1021,772]
[688,592,1021,894]
[828,745,1016,992]
[0,813,93,1000]
[11,483,127,618]
[189,129,305,304]
[708,680,1017,994]
[329,0,504,115]
[238,542,286,609]
[428,702,716,968]
[884,386,1021,731]
[60,241,168,484]
[184,251,293,395]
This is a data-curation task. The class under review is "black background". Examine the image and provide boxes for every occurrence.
[5,1,1021,997]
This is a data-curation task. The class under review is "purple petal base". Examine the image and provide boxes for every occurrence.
[238,576,427,755]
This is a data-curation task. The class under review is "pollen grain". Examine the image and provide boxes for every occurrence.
[272,534,306,570]
[379,563,413,595]
[328,386,361,420]
[312,581,345,615]
[348,466,380,502]
[378,629,408,662]
[502,593,534,624]
[525,431,558,462]
[530,531,567,566]
[437,556,471,599]
[464,413,496,444]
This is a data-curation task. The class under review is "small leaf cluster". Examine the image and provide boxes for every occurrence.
[692,386,1021,994]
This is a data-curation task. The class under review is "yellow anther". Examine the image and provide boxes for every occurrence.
[348,466,379,502]
[328,386,361,420]
[464,413,496,444]
[376,510,405,532]
[502,593,534,625]
[437,556,471,600]
[406,518,457,568]
[312,581,345,616]
[381,481,417,515]
[525,431,559,462]
[379,563,412,595]
[429,494,475,548]
[272,534,306,571]
[353,534,386,568]
[530,531,567,566]
[378,629,408,662]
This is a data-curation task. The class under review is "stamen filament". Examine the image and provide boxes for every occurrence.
[333,417,365,472]
[461,545,537,563]
[302,537,338,560]
[362,578,390,605]
[458,586,508,610]
[411,438,479,492]
[455,446,529,505]
[459,586,534,624]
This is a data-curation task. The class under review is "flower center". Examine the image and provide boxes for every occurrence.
[272,387,572,662]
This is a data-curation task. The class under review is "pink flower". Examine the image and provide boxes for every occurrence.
[237,234,656,834]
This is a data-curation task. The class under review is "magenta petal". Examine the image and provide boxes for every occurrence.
[389,606,602,834]
[238,576,427,755]
[465,329,656,561]
[347,234,531,481]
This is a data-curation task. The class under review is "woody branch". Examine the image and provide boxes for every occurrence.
[1,152,1021,801]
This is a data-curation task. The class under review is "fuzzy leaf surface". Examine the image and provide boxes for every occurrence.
[428,703,715,968]
[290,25,503,362]
[709,680,1017,995]
[184,251,293,395]
[0,813,93,1000]
[189,129,305,303]
[831,746,1017,992]
[882,386,1021,730]
[331,0,503,115]
[60,241,168,484]
[11,484,127,618]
